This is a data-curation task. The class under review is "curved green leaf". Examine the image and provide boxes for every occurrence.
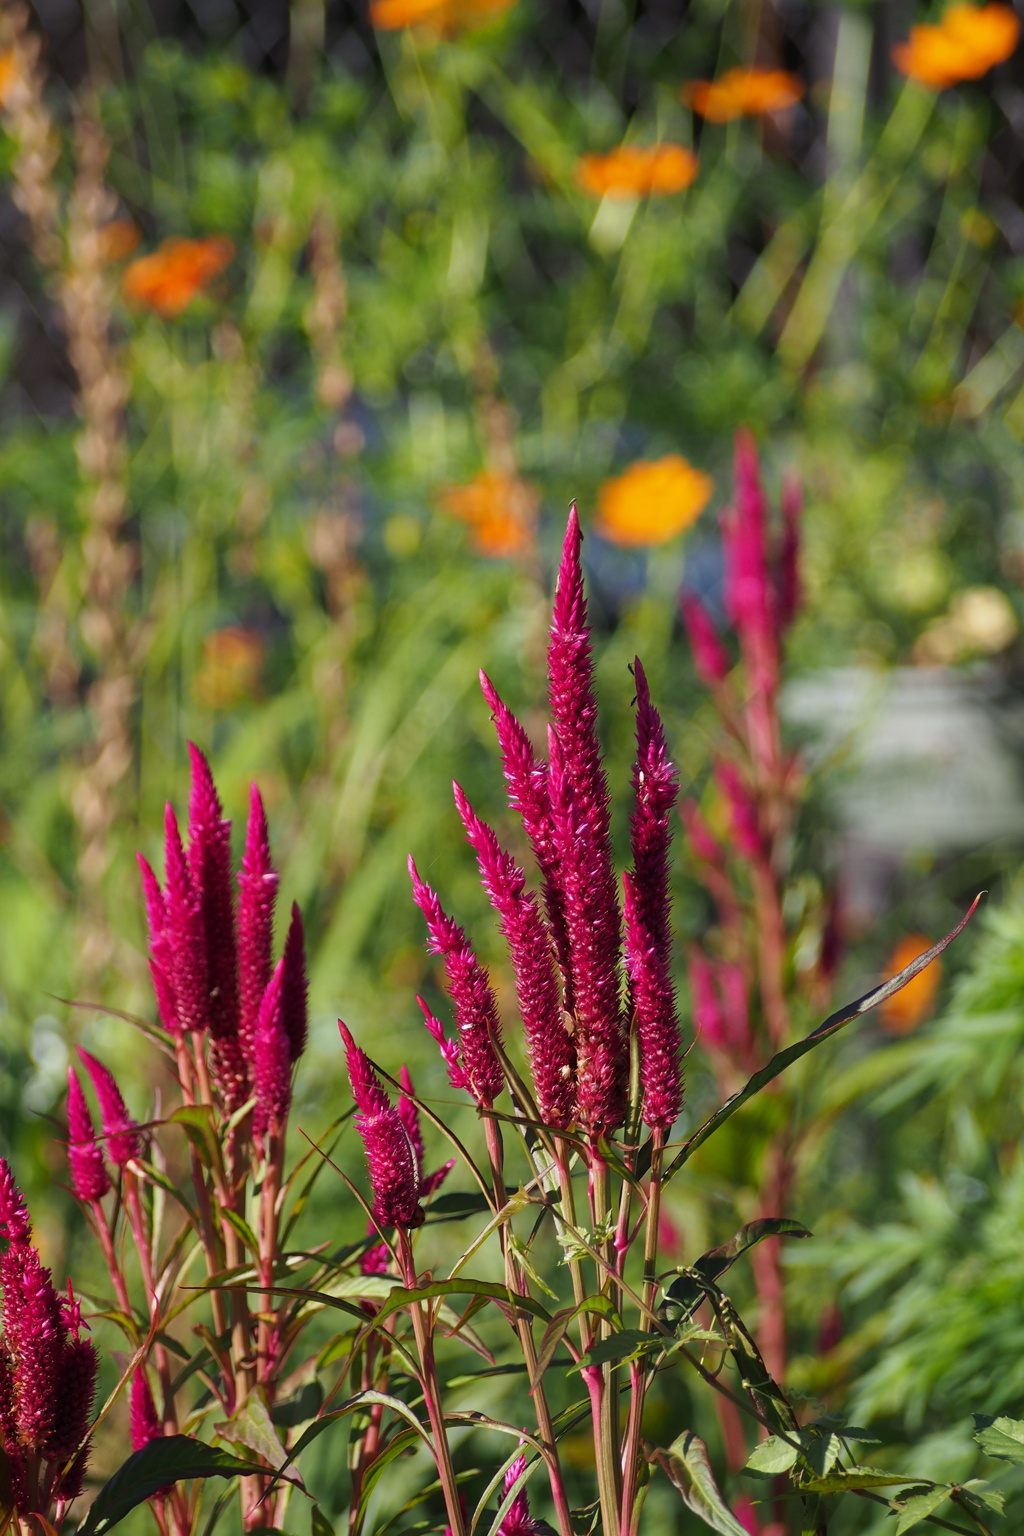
[374,1279,551,1326]
[77,1436,264,1536]
[650,1431,753,1536]
[973,1413,1024,1463]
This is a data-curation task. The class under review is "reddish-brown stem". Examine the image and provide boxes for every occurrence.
[397,1229,467,1536]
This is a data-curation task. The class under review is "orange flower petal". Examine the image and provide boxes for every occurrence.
[123,235,235,317]
[683,66,805,123]
[438,470,534,558]
[596,455,713,547]
[0,48,18,109]
[878,933,943,1035]
[370,0,516,33]
[575,143,699,199]
[893,3,1019,87]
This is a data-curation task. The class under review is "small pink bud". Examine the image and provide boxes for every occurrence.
[76,1049,141,1168]
[66,1069,110,1203]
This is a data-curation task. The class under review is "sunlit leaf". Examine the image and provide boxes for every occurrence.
[650,1431,753,1536]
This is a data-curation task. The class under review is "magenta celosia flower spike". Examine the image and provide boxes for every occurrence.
[76,1049,142,1168]
[0,1158,30,1244]
[454,783,576,1128]
[66,1068,110,1203]
[713,759,763,861]
[47,1325,98,1462]
[280,903,308,1064]
[137,854,180,1034]
[479,671,573,1004]
[339,1022,422,1229]
[163,804,208,1034]
[9,1244,65,1449]
[680,593,731,687]
[253,961,291,1141]
[237,783,279,1065]
[723,431,777,697]
[397,1065,454,1200]
[498,1454,540,1536]
[624,659,683,1133]
[129,1368,162,1451]
[416,995,468,1092]
[408,857,505,1109]
[546,510,627,1134]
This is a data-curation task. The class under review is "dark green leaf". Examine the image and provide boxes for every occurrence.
[373,1279,551,1327]
[426,1192,491,1220]
[354,1429,420,1525]
[272,1382,323,1428]
[77,1436,263,1536]
[662,1220,811,1322]
[651,1431,753,1536]
[973,1413,1024,1463]
[576,1330,660,1370]
[310,1508,335,1536]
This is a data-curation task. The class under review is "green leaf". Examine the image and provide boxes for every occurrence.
[533,1295,618,1384]
[959,1481,1005,1516]
[169,1105,223,1172]
[310,1508,335,1536]
[802,1466,922,1493]
[744,1436,799,1476]
[221,1208,260,1255]
[661,1220,811,1323]
[271,1382,323,1429]
[426,1192,491,1220]
[373,1279,551,1327]
[651,1431,753,1536]
[213,1395,289,1471]
[665,897,982,1180]
[973,1413,1024,1463]
[76,1436,263,1536]
[892,1486,952,1533]
[354,1429,420,1526]
[575,1330,660,1370]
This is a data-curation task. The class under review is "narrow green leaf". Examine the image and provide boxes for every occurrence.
[221,1209,260,1255]
[76,1436,263,1536]
[373,1279,551,1326]
[169,1105,223,1172]
[426,1192,491,1220]
[354,1429,420,1525]
[661,1220,811,1323]
[744,1436,799,1476]
[665,897,981,1180]
[802,1466,922,1493]
[973,1413,1024,1463]
[651,1431,752,1536]
[893,1486,952,1533]
[310,1508,335,1536]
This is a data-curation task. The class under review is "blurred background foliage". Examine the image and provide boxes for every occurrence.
[4,0,1024,1529]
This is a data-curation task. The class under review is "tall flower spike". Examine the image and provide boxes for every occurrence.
[625,659,683,1132]
[722,430,777,697]
[66,1068,110,1203]
[480,672,573,1006]
[0,1355,28,1512]
[46,1332,98,1460]
[454,784,576,1128]
[280,903,309,1064]
[416,995,468,1092]
[546,511,626,1134]
[10,1245,65,1448]
[129,1368,162,1452]
[680,592,731,687]
[408,858,505,1108]
[548,727,626,1134]
[76,1049,142,1168]
[714,759,763,860]
[163,804,208,1034]
[498,1454,540,1536]
[253,961,291,1141]
[0,1158,31,1244]
[237,783,279,1065]
[339,1022,422,1230]
[137,855,180,1033]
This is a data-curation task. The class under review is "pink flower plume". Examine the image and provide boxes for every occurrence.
[339,1022,422,1230]
[129,1369,162,1452]
[416,995,468,1092]
[253,961,291,1140]
[137,855,180,1033]
[408,858,504,1109]
[237,783,278,1066]
[454,783,576,1127]
[280,903,308,1064]
[163,804,208,1034]
[0,1159,31,1244]
[680,593,731,686]
[76,1049,141,1168]
[66,1069,110,1203]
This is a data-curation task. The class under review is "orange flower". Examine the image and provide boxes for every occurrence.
[575,144,699,199]
[194,627,264,709]
[98,219,141,264]
[683,66,805,123]
[892,3,1019,88]
[0,49,17,108]
[370,0,517,35]
[438,470,535,558]
[122,235,235,317]
[596,456,713,547]
[878,934,943,1035]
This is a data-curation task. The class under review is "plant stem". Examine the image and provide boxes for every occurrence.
[618,1132,662,1535]
[398,1229,467,1536]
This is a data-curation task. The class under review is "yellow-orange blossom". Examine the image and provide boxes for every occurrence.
[596,456,713,547]
[683,66,804,122]
[893,3,1019,88]
[575,144,699,199]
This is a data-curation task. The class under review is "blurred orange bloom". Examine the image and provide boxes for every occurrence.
[596,456,713,547]
[370,0,517,35]
[98,219,141,264]
[683,66,805,122]
[438,471,534,559]
[123,235,235,317]
[878,933,943,1035]
[194,627,264,709]
[575,144,699,199]
[892,3,1019,88]
[0,49,17,108]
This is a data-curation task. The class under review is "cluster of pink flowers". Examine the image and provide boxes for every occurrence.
[344,508,685,1223]
[0,1160,97,1521]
